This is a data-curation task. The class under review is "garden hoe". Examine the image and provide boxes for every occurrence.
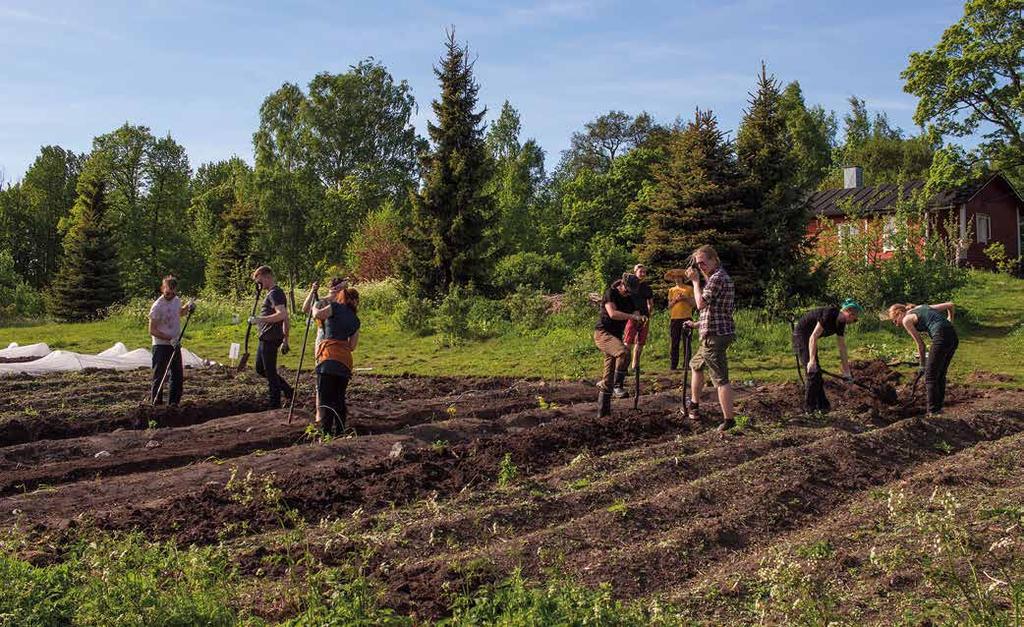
[152,304,194,405]
[680,324,692,418]
[237,284,262,371]
[287,290,316,424]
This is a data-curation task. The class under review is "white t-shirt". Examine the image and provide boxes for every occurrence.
[149,296,181,346]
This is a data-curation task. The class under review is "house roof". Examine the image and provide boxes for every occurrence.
[808,175,1009,217]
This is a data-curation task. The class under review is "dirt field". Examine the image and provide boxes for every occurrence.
[1,361,1022,622]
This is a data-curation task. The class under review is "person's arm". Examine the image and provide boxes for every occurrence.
[837,336,851,377]
[807,322,825,372]
[178,299,194,316]
[694,274,718,311]
[347,331,359,352]
[930,302,955,321]
[903,316,927,370]
[604,302,644,322]
[312,301,333,321]
[256,304,289,324]
[646,297,654,315]
[148,318,174,342]
[302,283,319,314]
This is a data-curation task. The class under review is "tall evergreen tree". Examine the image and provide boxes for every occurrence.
[205,200,261,297]
[403,30,494,297]
[49,160,123,321]
[638,109,758,300]
[737,64,809,291]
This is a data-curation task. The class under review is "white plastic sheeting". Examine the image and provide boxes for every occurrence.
[0,342,52,359]
[0,342,209,377]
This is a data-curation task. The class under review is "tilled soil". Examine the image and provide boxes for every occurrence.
[0,360,1020,621]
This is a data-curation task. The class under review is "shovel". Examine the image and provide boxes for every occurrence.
[819,367,898,405]
[237,284,263,371]
[633,317,649,410]
[680,324,692,418]
[152,305,194,405]
[287,292,316,424]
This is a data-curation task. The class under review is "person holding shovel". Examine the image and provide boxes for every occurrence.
[249,266,294,409]
[886,302,958,416]
[792,299,863,414]
[300,278,348,427]
[624,264,655,374]
[594,273,646,417]
[148,275,194,406]
[665,269,696,370]
[311,280,360,435]
[685,245,736,431]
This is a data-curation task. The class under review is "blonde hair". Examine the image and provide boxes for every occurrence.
[691,244,720,265]
[251,265,273,280]
[886,303,917,321]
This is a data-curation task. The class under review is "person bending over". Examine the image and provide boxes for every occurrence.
[792,299,862,414]
[887,302,958,416]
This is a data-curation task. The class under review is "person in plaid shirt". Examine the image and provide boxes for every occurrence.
[684,245,736,431]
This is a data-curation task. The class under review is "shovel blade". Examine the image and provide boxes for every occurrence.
[237,352,249,371]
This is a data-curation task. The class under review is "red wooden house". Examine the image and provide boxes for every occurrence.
[807,167,1023,268]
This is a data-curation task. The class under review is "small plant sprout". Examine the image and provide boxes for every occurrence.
[497,453,518,487]
[606,499,628,516]
[536,395,559,410]
[148,419,158,430]
[446,404,457,417]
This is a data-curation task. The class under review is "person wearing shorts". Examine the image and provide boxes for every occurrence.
[623,263,654,373]
[686,245,736,431]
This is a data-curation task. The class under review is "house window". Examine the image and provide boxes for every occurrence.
[838,222,859,242]
[977,213,991,244]
[882,217,897,252]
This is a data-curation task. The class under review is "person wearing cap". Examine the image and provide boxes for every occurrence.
[665,269,696,370]
[792,298,863,414]
[685,245,736,431]
[593,273,647,417]
[623,263,655,374]
[311,278,360,435]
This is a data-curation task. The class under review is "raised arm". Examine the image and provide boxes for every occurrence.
[312,301,332,321]
[302,283,319,314]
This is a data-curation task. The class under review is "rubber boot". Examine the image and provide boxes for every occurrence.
[597,390,612,417]
[612,369,629,399]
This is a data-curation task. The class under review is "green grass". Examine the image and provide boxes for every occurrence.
[4,270,1023,384]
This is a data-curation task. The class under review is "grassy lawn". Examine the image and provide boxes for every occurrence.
[3,270,1022,385]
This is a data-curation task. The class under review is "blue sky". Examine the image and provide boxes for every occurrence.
[0,0,966,181]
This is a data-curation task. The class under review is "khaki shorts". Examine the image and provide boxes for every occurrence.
[690,334,734,386]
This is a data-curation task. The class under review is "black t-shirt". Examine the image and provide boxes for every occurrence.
[634,282,654,315]
[794,306,845,339]
[595,281,637,339]
[322,301,360,341]
[258,285,288,341]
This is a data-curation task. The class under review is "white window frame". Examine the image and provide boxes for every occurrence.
[838,221,859,242]
[882,216,897,252]
[976,213,991,244]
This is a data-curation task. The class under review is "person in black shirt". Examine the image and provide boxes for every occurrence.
[624,264,655,373]
[248,266,294,409]
[593,273,647,417]
[792,298,862,413]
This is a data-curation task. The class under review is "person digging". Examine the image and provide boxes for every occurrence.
[148,275,195,406]
[624,263,655,375]
[886,301,958,416]
[311,281,360,436]
[594,273,647,417]
[249,265,294,409]
[792,299,862,415]
[685,245,736,431]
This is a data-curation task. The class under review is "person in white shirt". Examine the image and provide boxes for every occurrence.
[149,275,194,405]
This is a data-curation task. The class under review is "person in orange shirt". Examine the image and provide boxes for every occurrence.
[665,270,696,370]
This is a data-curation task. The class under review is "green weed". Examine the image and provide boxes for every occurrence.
[497,453,519,487]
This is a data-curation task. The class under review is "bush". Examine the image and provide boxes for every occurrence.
[984,241,1021,276]
[467,297,510,338]
[503,285,550,331]
[436,284,474,347]
[491,252,568,293]
[391,292,434,336]
[0,249,45,319]
[588,234,636,287]
[356,278,405,315]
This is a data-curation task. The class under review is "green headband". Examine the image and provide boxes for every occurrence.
[840,298,863,313]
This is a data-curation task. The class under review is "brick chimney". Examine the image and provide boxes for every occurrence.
[843,166,863,189]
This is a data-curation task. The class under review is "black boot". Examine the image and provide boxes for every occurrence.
[597,390,612,417]
[612,369,629,398]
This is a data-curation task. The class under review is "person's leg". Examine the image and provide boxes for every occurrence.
[151,345,171,404]
[263,340,283,407]
[932,332,958,413]
[594,331,615,416]
[707,335,735,427]
[717,384,735,421]
[793,334,815,413]
[169,347,184,405]
[925,339,942,415]
[690,369,704,407]
[316,373,334,434]
[669,319,682,370]
[632,324,647,373]
[255,340,267,378]
[337,374,350,433]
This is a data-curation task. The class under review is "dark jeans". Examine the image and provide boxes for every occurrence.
[926,328,959,414]
[151,344,183,405]
[317,371,350,435]
[255,339,293,408]
[793,334,829,413]
[669,319,692,370]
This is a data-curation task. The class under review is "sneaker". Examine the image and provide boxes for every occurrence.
[717,418,736,432]
[612,386,629,399]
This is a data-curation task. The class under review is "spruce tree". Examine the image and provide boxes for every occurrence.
[637,109,759,301]
[736,64,809,295]
[49,163,123,321]
[205,200,260,297]
[403,30,494,297]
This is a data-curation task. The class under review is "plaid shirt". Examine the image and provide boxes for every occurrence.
[698,267,735,337]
